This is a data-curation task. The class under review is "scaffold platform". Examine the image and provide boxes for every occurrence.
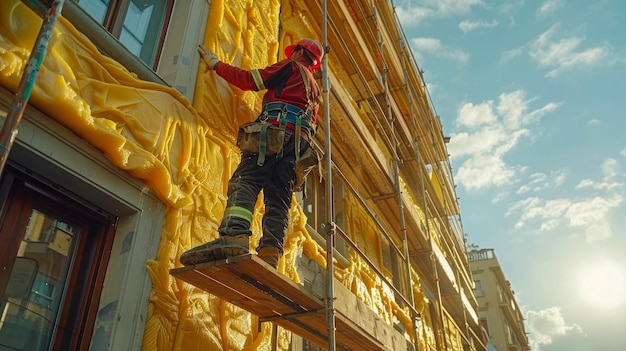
[170,254,403,351]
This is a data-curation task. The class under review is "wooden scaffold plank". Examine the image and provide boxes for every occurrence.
[170,254,406,351]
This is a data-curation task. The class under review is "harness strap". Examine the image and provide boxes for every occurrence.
[293,62,316,161]
[276,117,288,160]
[255,60,319,166]
[295,117,302,162]
[261,102,314,135]
[255,112,290,166]
[257,123,269,166]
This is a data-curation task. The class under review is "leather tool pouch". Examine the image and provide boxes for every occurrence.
[293,140,323,192]
[237,122,285,156]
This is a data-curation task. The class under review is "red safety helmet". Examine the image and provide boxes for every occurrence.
[285,38,324,70]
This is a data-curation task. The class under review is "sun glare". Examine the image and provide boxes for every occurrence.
[578,260,626,309]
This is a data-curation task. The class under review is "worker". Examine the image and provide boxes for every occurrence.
[180,38,324,269]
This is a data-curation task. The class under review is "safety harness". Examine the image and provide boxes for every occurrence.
[255,61,319,166]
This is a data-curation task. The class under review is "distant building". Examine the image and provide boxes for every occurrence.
[468,249,531,351]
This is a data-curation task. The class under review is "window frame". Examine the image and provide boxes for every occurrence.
[300,170,349,260]
[480,317,491,337]
[74,0,175,70]
[474,279,484,297]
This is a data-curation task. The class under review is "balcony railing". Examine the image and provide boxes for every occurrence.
[468,249,495,261]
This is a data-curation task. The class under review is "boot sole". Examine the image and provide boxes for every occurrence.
[180,245,248,265]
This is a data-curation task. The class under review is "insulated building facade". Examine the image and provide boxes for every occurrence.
[0,0,486,350]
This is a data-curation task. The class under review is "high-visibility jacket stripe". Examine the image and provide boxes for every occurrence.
[251,69,266,91]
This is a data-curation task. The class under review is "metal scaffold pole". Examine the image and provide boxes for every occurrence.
[374,4,419,350]
[399,35,424,351]
[321,0,336,350]
[0,0,66,175]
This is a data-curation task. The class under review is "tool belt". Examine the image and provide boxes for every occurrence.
[236,122,285,165]
[236,102,322,190]
[260,102,321,192]
[237,102,315,167]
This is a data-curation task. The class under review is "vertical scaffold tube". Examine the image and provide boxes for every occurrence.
[399,37,422,351]
[375,5,418,351]
[0,0,66,175]
[321,1,336,350]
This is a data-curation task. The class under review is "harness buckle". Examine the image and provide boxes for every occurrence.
[259,111,269,122]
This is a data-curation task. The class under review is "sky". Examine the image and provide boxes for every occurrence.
[394,1,626,350]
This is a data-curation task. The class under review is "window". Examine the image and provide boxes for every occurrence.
[498,283,507,304]
[75,0,174,68]
[331,175,348,257]
[474,280,484,297]
[300,170,349,259]
[480,317,490,337]
[302,170,326,233]
[381,236,410,297]
[381,236,392,272]
[303,339,325,351]
[505,320,515,344]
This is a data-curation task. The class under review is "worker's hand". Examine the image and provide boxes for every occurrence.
[198,44,219,69]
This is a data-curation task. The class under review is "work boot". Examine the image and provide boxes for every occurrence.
[180,234,249,266]
[257,247,281,269]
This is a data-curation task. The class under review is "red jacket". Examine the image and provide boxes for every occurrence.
[214,57,320,126]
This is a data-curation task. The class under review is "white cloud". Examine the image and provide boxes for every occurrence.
[505,155,624,240]
[446,127,507,158]
[492,190,511,203]
[552,169,567,186]
[456,101,498,127]
[516,169,568,195]
[498,0,525,15]
[448,90,557,191]
[411,37,469,64]
[536,0,564,18]
[455,155,515,190]
[601,158,619,179]
[565,194,623,228]
[621,147,626,158]
[425,80,437,96]
[584,223,612,242]
[508,197,544,229]
[574,158,623,191]
[500,47,524,63]
[459,19,498,34]
[530,24,613,77]
[412,37,442,52]
[396,0,485,26]
[575,179,622,191]
[516,173,547,194]
[497,90,560,130]
[395,6,433,26]
[526,307,582,351]
[508,197,571,230]
[587,118,601,125]
[508,193,623,240]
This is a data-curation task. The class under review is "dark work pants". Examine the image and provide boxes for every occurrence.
[218,130,309,253]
